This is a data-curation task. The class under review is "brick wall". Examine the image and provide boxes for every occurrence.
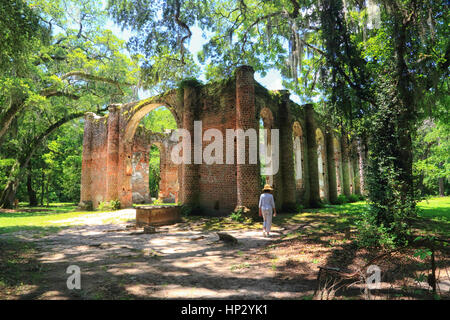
[80,66,363,213]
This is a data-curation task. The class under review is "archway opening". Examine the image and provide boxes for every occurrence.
[130,105,179,205]
[259,107,274,187]
[148,144,161,200]
[316,128,326,200]
[293,121,304,190]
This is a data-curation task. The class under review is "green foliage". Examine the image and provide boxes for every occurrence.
[336,195,348,205]
[0,0,48,73]
[147,145,161,198]
[110,199,121,211]
[0,0,140,208]
[98,199,121,211]
[139,107,177,132]
[107,0,201,90]
[413,248,433,261]
[348,194,360,203]
[230,207,245,223]
[413,120,450,196]
[355,211,402,249]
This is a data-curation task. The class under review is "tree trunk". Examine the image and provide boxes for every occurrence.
[438,177,445,197]
[45,177,50,207]
[40,172,45,206]
[391,4,416,217]
[0,100,25,144]
[27,171,38,206]
[0,180,18,209]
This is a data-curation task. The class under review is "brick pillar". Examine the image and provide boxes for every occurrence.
[279,90,296,211]
[236,65,260,213]
[79,113,93,206]
[106,105,120,201]
[341,133,351,197]
[326,131,338,204]
[180,85,199,206]
[305,104,321,207]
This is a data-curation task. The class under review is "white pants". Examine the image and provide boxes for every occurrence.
[262,209,273,233]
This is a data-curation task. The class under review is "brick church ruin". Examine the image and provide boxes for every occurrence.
[79,66,366,215]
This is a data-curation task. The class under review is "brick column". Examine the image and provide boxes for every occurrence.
[180,85,199,206]
[79,113,93,206]
[326,131,338,204]
[236,65,260,213]
[279,90,296,211]
[106,105,120,201]
[305,104,321,207]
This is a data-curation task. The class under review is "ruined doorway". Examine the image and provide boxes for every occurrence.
[293,121,304,190]
[316,128,327,200]
[259,107,274,187]
[130,106,179,205]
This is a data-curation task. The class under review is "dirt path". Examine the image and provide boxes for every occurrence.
[0,209,315,300]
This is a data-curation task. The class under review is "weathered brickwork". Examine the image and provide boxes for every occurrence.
[80,65,365,214]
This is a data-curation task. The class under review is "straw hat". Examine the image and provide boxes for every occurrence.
[262,184,273,191]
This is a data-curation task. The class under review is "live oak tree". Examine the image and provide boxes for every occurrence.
[0,0,139,208]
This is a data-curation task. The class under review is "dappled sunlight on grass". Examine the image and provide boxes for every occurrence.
[417,196,450,220]
[414,196,450,236]
[0,203,124,235]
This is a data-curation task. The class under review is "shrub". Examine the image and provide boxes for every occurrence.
[110,199,121,210]
[336,195,348,204]
[296,204,304,212]
[355,210,407,249]
[98,199,121,211]
[230,208,245,222]
[348,194,360,203]
[98,201,107,211]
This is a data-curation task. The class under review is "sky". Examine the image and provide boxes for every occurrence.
[104,9,302,104]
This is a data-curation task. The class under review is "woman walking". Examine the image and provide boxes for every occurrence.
[259,184,277,237]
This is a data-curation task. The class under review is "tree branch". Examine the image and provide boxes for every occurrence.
[61,71,132,95]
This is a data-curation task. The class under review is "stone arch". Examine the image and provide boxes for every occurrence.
[316,128,327,200]
[293,121,304,190]
[123,102,180,144]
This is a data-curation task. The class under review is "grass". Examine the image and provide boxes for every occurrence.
[0,203,120,235]
[417,196,450,220]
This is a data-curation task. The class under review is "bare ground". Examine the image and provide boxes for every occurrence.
[0,209,448,300]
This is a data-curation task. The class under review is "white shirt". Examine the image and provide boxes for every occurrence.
[259,193,275,211]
